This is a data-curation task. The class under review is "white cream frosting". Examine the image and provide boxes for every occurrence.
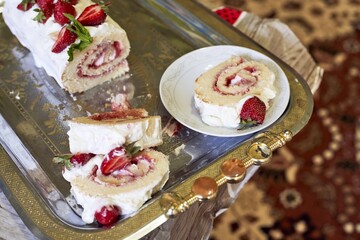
[67,116,163,154]
[63,149,169,224]
[194,94,252,128]
[194,56,277,128]
[2,0,130,92]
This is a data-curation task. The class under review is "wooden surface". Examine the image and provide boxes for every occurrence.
[0,10,322,240]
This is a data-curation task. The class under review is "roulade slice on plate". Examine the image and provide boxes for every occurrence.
[194,56,277,128]
[2,0,130,93]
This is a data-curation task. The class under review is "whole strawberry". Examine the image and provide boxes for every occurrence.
[239,96,266,128]
[54,0,76,25]
[94,205,120,226]
[70,153,95,166]
[52,152,95,170]
[34,0,54,23]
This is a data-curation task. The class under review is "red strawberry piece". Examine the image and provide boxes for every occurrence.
[54,1,76,25]
[101,147,131,176]
[77,3,107,26]
[214,7,243,25]
[240,96,266,125]
[51,26,77,53]
[89,165,98,178]
[35,0,54,23]
[65,0,79,5]
[17,0,35,11]
[70,153,95,166]
[94,205,120,226]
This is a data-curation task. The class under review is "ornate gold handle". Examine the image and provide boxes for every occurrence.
[160,130,293,218]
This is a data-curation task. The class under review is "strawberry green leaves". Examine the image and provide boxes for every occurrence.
[53,154,73,170]
[63,13,93,61]
[125,142,141,156]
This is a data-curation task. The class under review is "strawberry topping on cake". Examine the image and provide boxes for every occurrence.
[54,0,76,25]
[77,3,109,26]
[17,0,35,11]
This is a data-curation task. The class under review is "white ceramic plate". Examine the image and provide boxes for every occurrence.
[159,45,290,137]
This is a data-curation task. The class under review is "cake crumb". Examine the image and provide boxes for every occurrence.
[174,144,185,156]
[110,93,131,111]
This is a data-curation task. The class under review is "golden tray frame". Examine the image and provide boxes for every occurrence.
[0,0,313,239]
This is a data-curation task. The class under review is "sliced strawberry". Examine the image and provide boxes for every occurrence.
[70,153,95,166]
[101,147,131,176]
[34,0,54,23]
[17,0,35,11]
[214,7,243,25]
[54,0,76,25]
[239,96,266,125]
[64,0,79,5]
[89,165,99,178]
[77,3,107,26]
[51,26,77,53]
[95,205,120,226]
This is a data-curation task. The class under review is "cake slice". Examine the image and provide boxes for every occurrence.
[2,0,130,93]
[62,149,169,224]
[55,109,169,225]
[67,109,163,154]
[194,56,277,128]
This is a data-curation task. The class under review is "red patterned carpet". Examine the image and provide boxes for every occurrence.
[198,1,360,239]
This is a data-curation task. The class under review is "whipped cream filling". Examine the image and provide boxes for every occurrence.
[67,116,162,154]
[194,94,252,128]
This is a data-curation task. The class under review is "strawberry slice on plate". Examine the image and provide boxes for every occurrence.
[54,0,76,25]
[239,96,266,129]
[51,26,77,53]
[101,147,131,176]
[77,3,108,26]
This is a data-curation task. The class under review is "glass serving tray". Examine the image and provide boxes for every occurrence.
[0,0,313,239]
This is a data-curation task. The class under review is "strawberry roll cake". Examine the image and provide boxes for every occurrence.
[194,56,277,128]
[3,0,130,93]
[54,109,169,225]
